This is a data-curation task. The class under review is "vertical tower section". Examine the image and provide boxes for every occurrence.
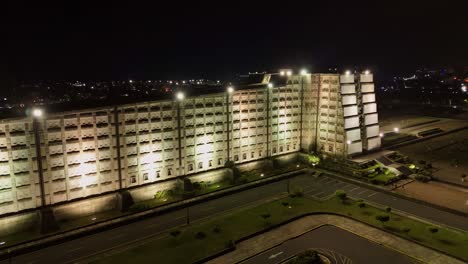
[340,73,363,156]
[358,73,381,151]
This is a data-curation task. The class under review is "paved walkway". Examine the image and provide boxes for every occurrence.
[394,181,468,214]
[207,214,464,264]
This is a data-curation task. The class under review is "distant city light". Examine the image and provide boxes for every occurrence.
[462,85,467,93]
[268,83,274,88]
[364,70,370,75]
[182,81,186,84]
[227,86,234,93]
[393,127,400,133]
[345,70,351,75]
[280,70,285,76]
[286,70,292,76]
[176,92,185,101]
[32,108,43,118]
[129,80,133,83]
[300,69,308,76]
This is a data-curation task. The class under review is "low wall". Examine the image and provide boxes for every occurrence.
[0,210,39,237]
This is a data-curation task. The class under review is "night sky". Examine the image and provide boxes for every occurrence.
[4,1,468,82]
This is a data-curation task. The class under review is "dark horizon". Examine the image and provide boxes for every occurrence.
[4,1,468,83]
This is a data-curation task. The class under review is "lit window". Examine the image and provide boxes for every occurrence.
[209,160,212,167]
[130,176,136,184]
[251,152,254,158]
[198,162,203,169]
[188,164,194,171]
[234,155,239,161]
[143,173,148,181]
[168,168,172,176]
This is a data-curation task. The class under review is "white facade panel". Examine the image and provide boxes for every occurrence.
[362,93,375,103]
[346,129,361,142]
[363,103,377,114]
[361,83,374,93]
[360,74,373,83]
[367,137,381,150]
[342,95,357,105]
[347,141,362,154]
[340,84,356,94]
[366,125,380,138]
[340,74,355,84]
[343,106,358,117]
[344,116,359,129]
[364,113,379,125]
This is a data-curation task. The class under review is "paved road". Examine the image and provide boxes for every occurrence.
[2,172,467,263]
[240,225,417,264]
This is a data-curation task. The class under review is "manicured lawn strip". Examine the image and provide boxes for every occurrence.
[94,196,468,264]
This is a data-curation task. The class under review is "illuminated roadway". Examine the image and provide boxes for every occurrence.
[1,172,467,263]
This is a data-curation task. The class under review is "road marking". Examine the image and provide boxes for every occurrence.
[268,251,284,259]
[357,190,368,195]
[367,192,377,198]
[350,187,360,192]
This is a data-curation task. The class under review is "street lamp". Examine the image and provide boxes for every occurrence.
[32,108,43,118]
[393,127,400,133]
[345,70,351,76]
[176,91,185,101]
[268,83,274,89]
[300,69,308,76]
[280,70,285,76]
[226,86,234,162]
[379,132,384,138]
[227,86,234,94]
[286,70,292,76]
[364,70,370,75]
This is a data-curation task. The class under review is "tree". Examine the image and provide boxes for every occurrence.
[335,190,347,203]
[308,154,320,167]
[376,214,390,226]
[358,202,366,208]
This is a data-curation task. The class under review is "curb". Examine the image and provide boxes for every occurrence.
[0,168,307,261]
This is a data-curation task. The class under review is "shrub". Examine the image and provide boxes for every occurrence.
[288,250,322,264]
[235,175,249,185]
[281,201,289,207]
[260,213,271,220]
[170,230,181,238]
[212,225,222,233]
[386,207,392,213]
[224,160,235,168]
[415,174,431,183]
[335,190,347,202]
[195,231,206,240]
[192,182,202,191]
[427,226,439,234]
[376,214,390,225]
[292,188,304,198]
[370,179,379,185]
[358,202,366,208]
[402,227,411,234]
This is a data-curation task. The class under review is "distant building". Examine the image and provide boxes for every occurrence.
[0,71,380,216]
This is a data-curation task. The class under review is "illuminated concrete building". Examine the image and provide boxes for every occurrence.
[0,71,380,218]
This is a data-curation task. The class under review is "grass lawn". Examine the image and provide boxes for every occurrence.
[94,196,468,264]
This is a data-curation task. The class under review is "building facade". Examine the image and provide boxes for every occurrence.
[0,72,380,215]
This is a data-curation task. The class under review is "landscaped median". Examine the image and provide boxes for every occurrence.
[91,193,468,264]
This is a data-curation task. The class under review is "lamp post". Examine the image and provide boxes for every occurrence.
[266,83,273,158]
[113,106,123,190]
[176,92,184,170]
[226,86,234,162]
[32,108,46,207]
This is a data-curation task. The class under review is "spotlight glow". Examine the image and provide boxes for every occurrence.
[176,92,185,101]
[32,108,43,118]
